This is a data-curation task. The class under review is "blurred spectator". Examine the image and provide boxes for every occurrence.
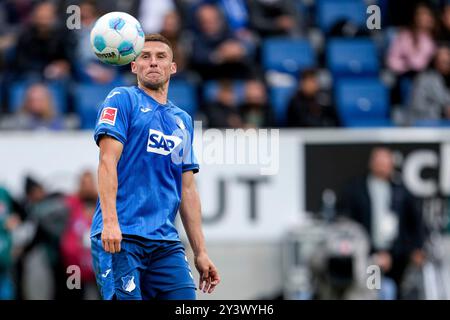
[0,0,28,72]
[11,1,74,81]
[337,147,426,299]
[139,0,176,33]
[191,4,253,80]
[438,3,450,45]
[246,0,300,37]
[60,170,98,300]
[328,17,370,38]
[73,0,118,84]
[217,0,249,33]
[160,11,193,78]
[285,69,338,127]
[0,83,66,131]
[0,186,22,300]
[385,0,424,27]
[22,176,69,300]
[239,79,274,128]
[387,3,438,106]
[387,3,437,75]
[215,0,258,56]
[205,80,243,128]
[410,46,450,123]
[0,0,34,26]
[23,177,46,209]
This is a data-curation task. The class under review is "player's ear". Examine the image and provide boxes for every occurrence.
[170,61,177,75]
[131,61,137,74]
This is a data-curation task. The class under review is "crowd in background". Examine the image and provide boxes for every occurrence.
[0,170,98,299]
[1,0,450,300]
[0,0,449,130]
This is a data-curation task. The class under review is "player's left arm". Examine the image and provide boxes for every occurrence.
[180,171,220,294]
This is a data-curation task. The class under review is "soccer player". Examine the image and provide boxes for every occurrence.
[90,34,220,300]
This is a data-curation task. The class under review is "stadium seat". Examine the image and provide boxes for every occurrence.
[8,81,68,114]
[261,37,316,75]
[335,78,391,127]
[73,84,117,129]
[269,84,297,125]
[203,80,245,105]
[413,120,450,127]
[345,119,394,128]
[168,80,198,117]
[399,76,413,105]
[327,38,379,77]
[316,0,367,33]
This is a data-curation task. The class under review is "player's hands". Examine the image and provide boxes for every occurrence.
[101,221,122,254]
[195,252,220,294]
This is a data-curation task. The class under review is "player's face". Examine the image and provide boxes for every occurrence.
[131,41,176,90]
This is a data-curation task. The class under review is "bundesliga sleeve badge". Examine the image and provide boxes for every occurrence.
[99,107,118,125]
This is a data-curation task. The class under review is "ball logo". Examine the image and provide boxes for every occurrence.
[147,129,182,156]
[99,107,117,125]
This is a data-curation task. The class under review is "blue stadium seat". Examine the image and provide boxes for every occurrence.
[316,0,367,33]
[168,80,198,117]
[269,85,297,125]
[9,81,68,114]
[413,120,450,127]
[336,78,391,127]
[327,38,379,77]
[74,84,117,129]
[345,119,394,128]
[203,80,245,105]
[261,37,316,75]
[399,76,413,105]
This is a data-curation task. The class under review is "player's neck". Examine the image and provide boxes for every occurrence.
[138,83,168,105]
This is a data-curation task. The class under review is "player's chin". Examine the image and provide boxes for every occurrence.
[142,79,165,90]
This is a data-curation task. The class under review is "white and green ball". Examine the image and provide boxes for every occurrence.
[90,12,145,66]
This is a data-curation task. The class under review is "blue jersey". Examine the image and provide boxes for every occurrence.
[90,86,199,241]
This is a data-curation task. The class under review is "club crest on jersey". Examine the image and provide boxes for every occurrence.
[147,129,182,155]
[99,107,117,125]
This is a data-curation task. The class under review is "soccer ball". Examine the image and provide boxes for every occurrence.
[90,12,145,66]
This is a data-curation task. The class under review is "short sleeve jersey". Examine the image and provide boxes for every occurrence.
[90,86,199,241]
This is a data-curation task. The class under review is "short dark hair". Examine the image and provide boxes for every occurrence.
[144,33,174,53]
[300,68,317,81]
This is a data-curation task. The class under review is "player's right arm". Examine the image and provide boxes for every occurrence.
[94,87,130,253]
[98,135,123,253]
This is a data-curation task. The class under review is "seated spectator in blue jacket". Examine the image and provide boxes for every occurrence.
[0,83,66,131]
[286,69,338,127]
[191,4,254,80]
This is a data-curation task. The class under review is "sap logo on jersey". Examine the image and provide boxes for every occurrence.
[147,129,182,155]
